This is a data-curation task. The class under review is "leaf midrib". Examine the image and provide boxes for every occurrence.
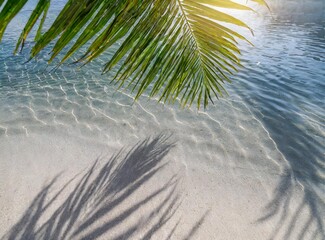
[176,0,205,73]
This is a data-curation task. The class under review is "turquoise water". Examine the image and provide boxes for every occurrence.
[0,2,324,238]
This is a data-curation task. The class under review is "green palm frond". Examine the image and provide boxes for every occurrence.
[0,0,268,108]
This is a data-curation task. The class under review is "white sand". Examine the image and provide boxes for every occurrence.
[0,95,321,240]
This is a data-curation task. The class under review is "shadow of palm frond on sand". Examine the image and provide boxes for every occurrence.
[231,25,325,237]
[254,107,325,240]
[236,73,325,239]
[2,134,207,240]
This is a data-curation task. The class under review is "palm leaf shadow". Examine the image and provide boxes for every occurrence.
[2,133,208,240]
[252,101,325,240]
[243,79,325,239]
[257,167,325,240]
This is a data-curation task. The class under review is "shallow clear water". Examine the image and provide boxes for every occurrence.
[0,2,324,238]
[1,4,323,165]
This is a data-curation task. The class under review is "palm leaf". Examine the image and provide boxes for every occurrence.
[0,0,268,108]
